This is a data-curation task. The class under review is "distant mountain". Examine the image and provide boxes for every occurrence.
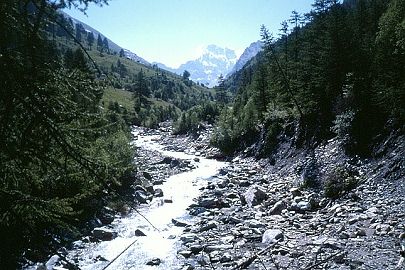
[62,12,150,65]
[152,62,177,73]
[228,41,263,76]
[179,45,237,87]
[156,45,237,87]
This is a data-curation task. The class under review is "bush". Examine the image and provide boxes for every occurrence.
[324,165,359,199]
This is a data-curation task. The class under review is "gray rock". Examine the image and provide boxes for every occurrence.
[189,207,206,216]
[98,207,114,225]
[297,201,311,211]
[190,244,204,254]
[146,257,161,266]
[199,197,216,208]
[269,201,287,215]
[243,185,268,207]
[205,244,233,252]
[134,190,149,204]
[199,221,217,232]
[220,253,232,263]
[180,233,198,244]
[135,229,147,236]
[92,228,117,241]
[45,255,60,270]
[134,185,148,193]
[153,180,163,185]
[142,171,152,180]
[262,229,284,244]
[36,264,46,270]
[154,188,164,197]
[178,250,193,258]
[164,198,173,203]
[290,187,302,197]
[172,218,189,227]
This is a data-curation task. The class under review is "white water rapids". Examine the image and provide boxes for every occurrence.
[62,130,226,270]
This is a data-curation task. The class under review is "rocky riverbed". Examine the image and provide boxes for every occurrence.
[29,124,404,270]
[171,133,405,269]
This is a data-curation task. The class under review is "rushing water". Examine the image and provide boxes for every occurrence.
[63,130,226,270]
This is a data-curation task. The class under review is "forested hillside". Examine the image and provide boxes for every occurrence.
[212,0,404,157]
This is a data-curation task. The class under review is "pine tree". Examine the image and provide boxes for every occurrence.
[87,32,95,49]
[97,33,103,51]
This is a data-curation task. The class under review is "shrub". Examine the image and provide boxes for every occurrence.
[324,165,359,199]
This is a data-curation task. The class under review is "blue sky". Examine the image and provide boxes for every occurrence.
[64,0,314,68]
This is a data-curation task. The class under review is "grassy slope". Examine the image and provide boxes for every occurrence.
[57,38,209,114]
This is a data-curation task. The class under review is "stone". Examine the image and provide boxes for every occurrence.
[205,244,233,252]
[181,264,195,270]
[180,233,198,244]
[164,198,173,203]
[142,171,152,180]
[172,218,189,227]
[262,229,284,244]
[247,219,265,228]
[98,207,114,225]
[190,244,204,254]
[154,188,164,197]
[45,255,61,270]
[153,180,163,185]
[135,229,147,236]
[92,228,117,241]
[199,197,217,208]
[36,264,46,270]
[146,257,161,266]
[220,253,232,263]
[178,250,193,258]
[199,221,217,232]
[269,201,287,215]
[290,187,302,197]
[189,207,206,216]
[134,185,148,193]
[218,179,230,189]
[134,190,149,204]
[297,201,311,211]
[243,185,268,207]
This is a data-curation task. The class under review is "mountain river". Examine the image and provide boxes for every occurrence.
[60,129,226,270]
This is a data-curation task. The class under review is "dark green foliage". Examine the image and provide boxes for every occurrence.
[173,102,219,135]
[216,0,403,156]
[324,165,359,198]
[0,0,133,266]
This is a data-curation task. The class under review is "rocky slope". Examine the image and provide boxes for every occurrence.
[160,126,405,269]
[228,41,263,76]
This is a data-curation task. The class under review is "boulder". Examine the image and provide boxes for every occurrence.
[92,228,117,241]
[154,188,164,197]
[180,233,198,244]
[172,218,189,227]
[134,190,149,204]
[45,255,60,270]
[198,197,217,208]
[199,221,217,232]
[135,229,147,236]
[290,187,302,197]
[262,229,284,244]
[269,201,287,215]
[243,185,268,207]
[146,257,161,266]
[142,171,152,180]
[97,207,114,225]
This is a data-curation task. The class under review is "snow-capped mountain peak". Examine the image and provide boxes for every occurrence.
[176,44,238,87]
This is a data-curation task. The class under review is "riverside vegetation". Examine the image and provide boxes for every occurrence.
[0,0,404,269]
